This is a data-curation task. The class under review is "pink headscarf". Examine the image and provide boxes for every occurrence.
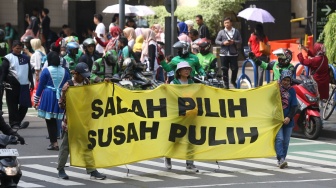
[178,33,192,44]
[141,28,156,62]
[153,24,163,42]
[123,27,136,42]
[105,26,122,52]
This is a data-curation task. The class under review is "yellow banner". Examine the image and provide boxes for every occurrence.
[67,82,283,168]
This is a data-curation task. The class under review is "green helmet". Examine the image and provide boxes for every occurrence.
[104,50,118,66]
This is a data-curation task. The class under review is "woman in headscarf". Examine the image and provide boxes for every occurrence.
[123,27,136,49]
[30,38,46,84]
[93,26,123,53]
[177,22,192,44]
[133,35,144,61]
[152,24,165,43]
[141,28,158,73]
[297,42,330,100]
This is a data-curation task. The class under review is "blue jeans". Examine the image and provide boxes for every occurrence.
[275,125,293,161]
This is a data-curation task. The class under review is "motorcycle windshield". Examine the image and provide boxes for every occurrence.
[299,75,319,95]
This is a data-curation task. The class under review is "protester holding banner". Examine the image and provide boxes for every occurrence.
[164,61,199,173]
[275,70,298,169]
[57,62,106,180]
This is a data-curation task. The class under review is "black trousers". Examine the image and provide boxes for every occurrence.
[46,118,58,143]
[6,84,28,126]
[220,56,239,86]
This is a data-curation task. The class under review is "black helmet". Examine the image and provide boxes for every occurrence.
[0,29,4,40]
[197,38,211,55]
[22,35,34,43]
[273,48,292,67]
[173,41,190,58]
[83,38,95,48]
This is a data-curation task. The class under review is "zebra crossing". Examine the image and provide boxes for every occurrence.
[16,149,336,188]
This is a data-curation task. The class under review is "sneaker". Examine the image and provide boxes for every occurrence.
[279,159,288,169]
[90,170,106,180]
[186,164,199,173]
[276,160,280,167]
[47,144,59,151]
[164,157,172,170]
[58,169,69,180]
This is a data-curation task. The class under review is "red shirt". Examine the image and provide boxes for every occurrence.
[248,33,269,57]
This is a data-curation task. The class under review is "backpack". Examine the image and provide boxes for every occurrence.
[37,50,47,69]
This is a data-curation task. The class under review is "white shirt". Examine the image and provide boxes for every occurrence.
[95,23,106,54]
[128,39,135,49]
[30,51,43,70]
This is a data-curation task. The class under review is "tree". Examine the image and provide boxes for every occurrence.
[318,13,336,64]
[147,0,247,39]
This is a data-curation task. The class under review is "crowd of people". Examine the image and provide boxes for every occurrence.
[0,6,332,180]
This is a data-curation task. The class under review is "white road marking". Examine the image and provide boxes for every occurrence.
[22,171,84,186]
[18,180,45,188]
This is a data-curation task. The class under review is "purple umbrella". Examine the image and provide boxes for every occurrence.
[238,8,275,23]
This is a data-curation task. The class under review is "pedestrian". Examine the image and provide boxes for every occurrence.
[57,62,106,180]
[136,16,149,28]
[165,61,199,173]
[93,26,122,53]
[4,23,18,49]
[248,24,269,86]
[22,35,35,57]
[161,41,205,77]
[195,15,210,40]
[0,29,10,111]
[125,17,137,29]
[152,24,164,43]
[109,14,119,31]
[297,43,330,100]
[164,55,174,84]
[33,51,70,150]
[93,14,106,55]
[30,38,46,84]
[177,22,192,44]
[123,27,136,49]
[140,28,158,72]
[215,17,242,89]
[40,8,51,51]
[248,48,295,81]
[185,20,194,33]
[275,70,298,169]
[189,29,200,54]
[63,42,81,71]
[133,35,143,61]
[78,38,102,71]
[0,40,33,128]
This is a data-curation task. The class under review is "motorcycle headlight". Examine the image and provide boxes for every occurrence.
[5,167,18,176]
[305,94,319,102]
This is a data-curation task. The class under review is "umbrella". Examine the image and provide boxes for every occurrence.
[102,4,138,15]
[238,8,275,23]
[133,5,155,16]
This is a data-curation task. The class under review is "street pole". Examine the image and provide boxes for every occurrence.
[119,0,125,29]
[171,0,176,56]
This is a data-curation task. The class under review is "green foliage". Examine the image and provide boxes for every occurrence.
[320,13,336,63]
[147,0,247,39]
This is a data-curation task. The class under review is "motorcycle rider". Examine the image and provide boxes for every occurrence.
[78,38,102,71]
[196,38,217,74]
[91,50,118,83]
[0,111,25,145]
[248,48,295,81]
[161,41,206,77]
[64,41,81,71]
[22,35,34,57]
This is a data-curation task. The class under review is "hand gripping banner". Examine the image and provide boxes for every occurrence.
[66,82,283,168]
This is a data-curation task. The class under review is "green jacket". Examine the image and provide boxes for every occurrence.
[64,54,81,71]
[0,42,9,66]
[196,52,216,72]
[161,53,206,77]
[259,60,295,81]
[91,58,118,83]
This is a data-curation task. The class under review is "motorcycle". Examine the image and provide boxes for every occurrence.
[0,123,28,188]
[113,58,163,90]
[292,75,322,140]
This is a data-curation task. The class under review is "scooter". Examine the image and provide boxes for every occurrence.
[292,75,322,140]
[0,134,21,188]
